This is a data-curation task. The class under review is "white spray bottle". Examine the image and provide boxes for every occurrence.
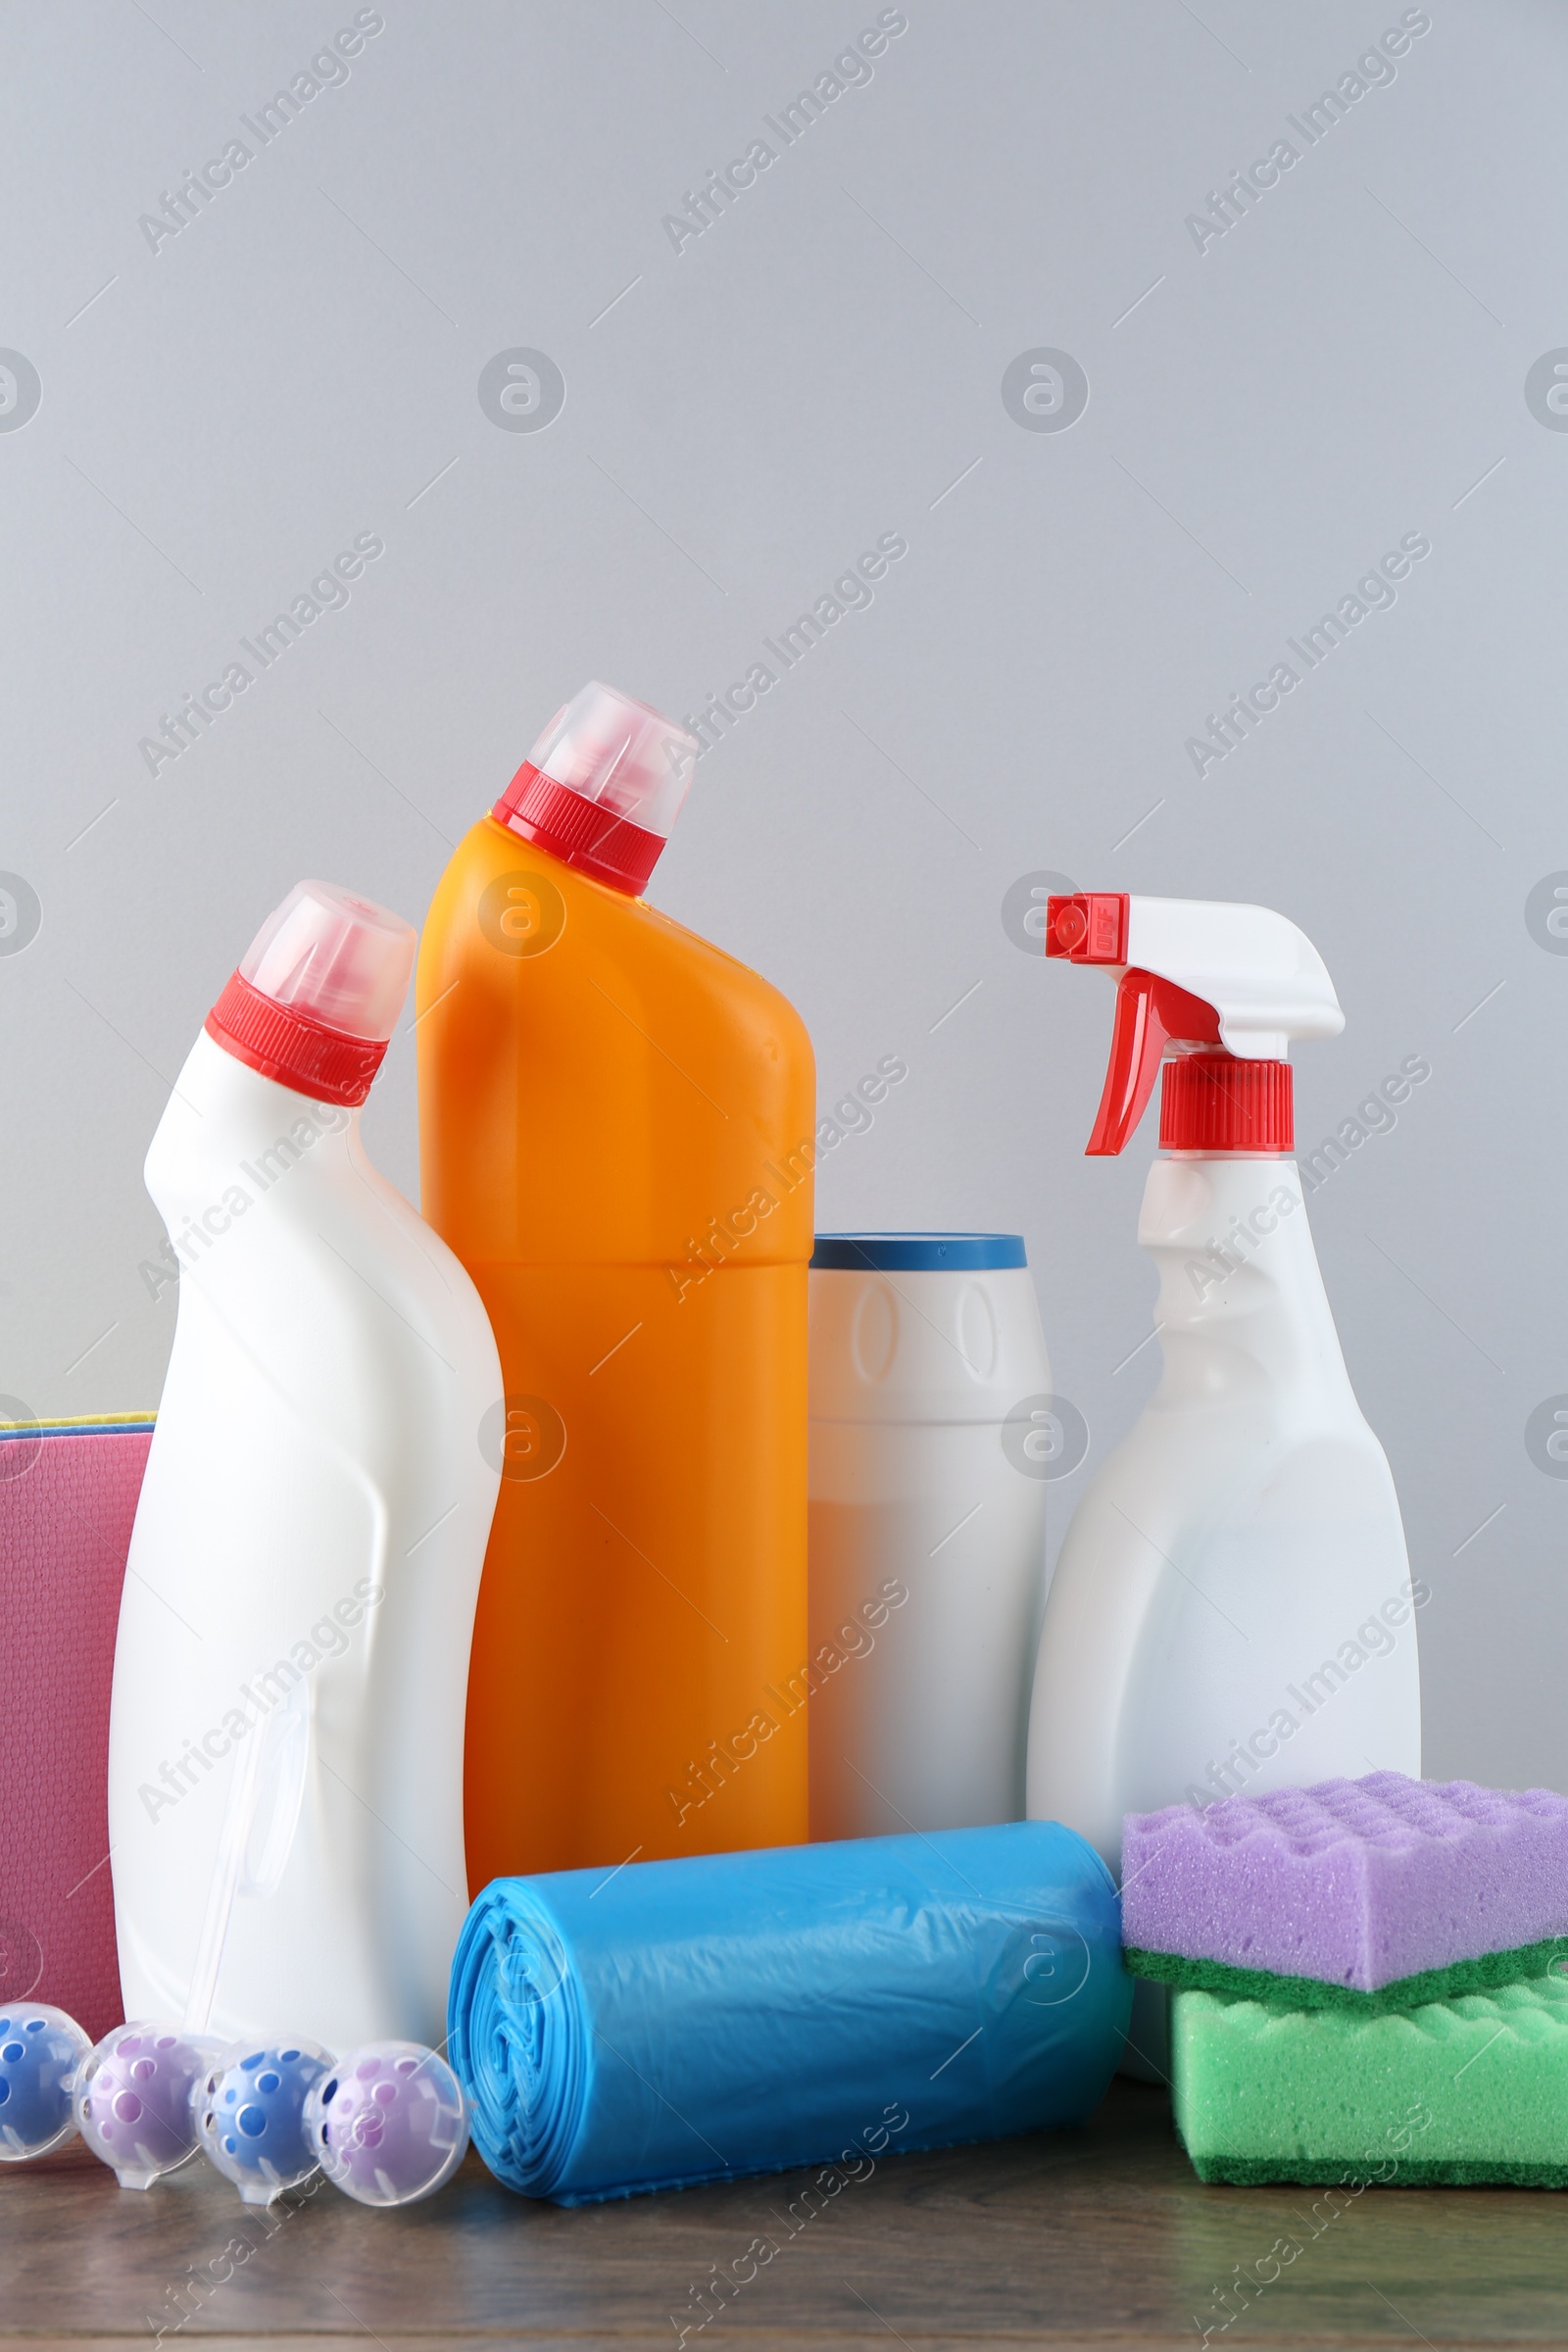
[108,882,503,2051]
[1026,893,1421,1878]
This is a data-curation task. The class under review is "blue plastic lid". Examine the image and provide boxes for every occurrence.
[809,1232,1027,1272]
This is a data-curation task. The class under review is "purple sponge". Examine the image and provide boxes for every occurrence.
[1122,1773,1568,2007]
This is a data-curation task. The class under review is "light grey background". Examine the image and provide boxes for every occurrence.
[2,1,1563,1791]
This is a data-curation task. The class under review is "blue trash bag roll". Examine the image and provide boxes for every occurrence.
[448,1820,1129,2204]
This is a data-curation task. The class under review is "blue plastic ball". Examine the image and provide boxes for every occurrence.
[0,2004,90,2161]
[195,2040,333,2204]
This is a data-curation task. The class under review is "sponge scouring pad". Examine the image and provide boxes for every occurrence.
[1172,1972,1568,2187]
[1123,1773,1568,2009]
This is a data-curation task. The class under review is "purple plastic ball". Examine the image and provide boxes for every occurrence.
[75,2024,220,2189]
[304,2041,468,2208]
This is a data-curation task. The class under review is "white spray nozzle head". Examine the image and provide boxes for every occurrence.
[1048,893,1343,1058]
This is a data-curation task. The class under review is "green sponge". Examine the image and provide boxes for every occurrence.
[1172,1971,1568,2187]
[1128,1936,1568,2015]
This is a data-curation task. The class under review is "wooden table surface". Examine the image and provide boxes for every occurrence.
[4,2078,1566,2350]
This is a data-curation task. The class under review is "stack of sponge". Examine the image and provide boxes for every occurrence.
[1121,1773,1568,2186]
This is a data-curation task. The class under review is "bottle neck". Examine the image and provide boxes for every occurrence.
[1139,1155,1353,1399]
[490,761,665,896]
[146,1029,358,1239]
[206,973,389,1106]
[1158,1054,1293,1153]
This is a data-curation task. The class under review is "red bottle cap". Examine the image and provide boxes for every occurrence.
[492,682,701,896]
[205,880,416,1106]
[1159,1054,1294,1152]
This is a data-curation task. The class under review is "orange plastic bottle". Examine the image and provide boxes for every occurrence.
[416,683,815,1887]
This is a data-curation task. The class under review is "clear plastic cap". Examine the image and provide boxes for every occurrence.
[527,683,700,841]
[238,882,416,1043]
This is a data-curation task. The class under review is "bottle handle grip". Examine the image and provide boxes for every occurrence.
[181,1678,312,2034]
[239,1679,311,1899]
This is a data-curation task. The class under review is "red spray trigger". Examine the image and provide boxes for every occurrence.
[1085,971,1222,1155]
[1044,896,1220,1152]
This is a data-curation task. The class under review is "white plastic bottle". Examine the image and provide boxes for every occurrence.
[808,1234,1053,1838]
[1026,893,1421,1878]
[108,882,502,2051]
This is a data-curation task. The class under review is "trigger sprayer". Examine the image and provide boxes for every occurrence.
[1045,891,1344,1157]
[1025,891,1420,1919]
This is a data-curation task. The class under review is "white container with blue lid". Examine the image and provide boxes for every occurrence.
[808,1234,1054,1839]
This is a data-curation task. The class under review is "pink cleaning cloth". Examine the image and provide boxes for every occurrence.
[0,1420,154,2040]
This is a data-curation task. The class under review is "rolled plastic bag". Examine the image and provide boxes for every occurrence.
[448,1821,1129,2203]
